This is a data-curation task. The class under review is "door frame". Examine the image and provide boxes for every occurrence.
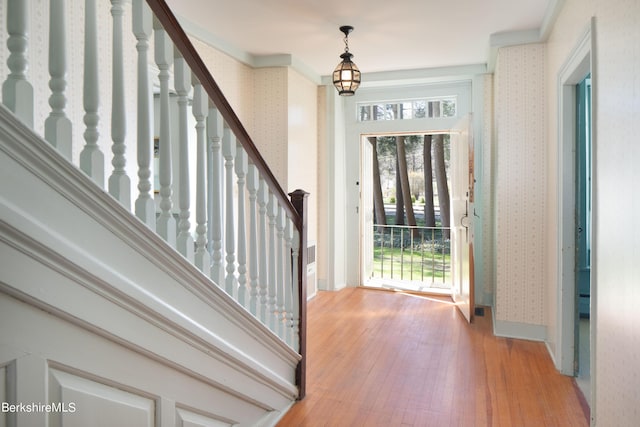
[359,135,375,285]
[357,128,473,316]
[556,19,595,391]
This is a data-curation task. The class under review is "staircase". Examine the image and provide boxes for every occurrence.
[0,1,307,426]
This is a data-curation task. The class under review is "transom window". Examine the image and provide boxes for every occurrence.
[357,97,457,122]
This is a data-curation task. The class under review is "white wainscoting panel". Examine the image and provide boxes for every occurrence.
[0,364,5,427]
[176,408,232,427]
[49,369,155,427]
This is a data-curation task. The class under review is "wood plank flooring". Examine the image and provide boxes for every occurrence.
[277,288,589,427]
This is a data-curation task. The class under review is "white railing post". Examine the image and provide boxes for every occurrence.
[79,0,104,188]
[207,107,224,286]
[222,126,236,297]
[291,228,301,352]
[133,0,155,227]
[2,0,33,127]
[276,206,286,340]
[174,49,193,262]
[267,192,278,333]
[44,0,72,160]
[257,178,269,323]
[284,218,294,347]
[108,0,131,209]
[192,78,210,276]
[235,145,248,308]
[154,18,175,246]
[247,165,260,316]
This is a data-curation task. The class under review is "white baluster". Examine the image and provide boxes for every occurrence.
[192,78,210,276]
[235,145,248,308]
[267,192,278,332]
[133,0,155,227]
[175,50,193,262]
[276,205,286,340]
[2,0,33,127]
[154,19,175,246]
[79,0,104,187]
[222,127,236,297]
[207,108,224,286]
[284,218,294,347]
[247,165,260,316]
[291,228,301,352]
[44,0,72,160]
[207,105,213,254]
[108,0,131,208]
[257,178,269,323]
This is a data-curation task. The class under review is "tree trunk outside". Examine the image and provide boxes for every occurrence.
[433,134,450,239]
[423,135,436,227]
[394,151,405,225]
[396,136,416,227]
[370,137,387,226]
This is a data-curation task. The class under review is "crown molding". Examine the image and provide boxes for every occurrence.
[173,13,322,85]
[487,0,566,71]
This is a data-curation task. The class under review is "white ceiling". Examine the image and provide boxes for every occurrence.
[166,0,554,78]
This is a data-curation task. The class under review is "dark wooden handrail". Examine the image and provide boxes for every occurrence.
[146,0,302,232]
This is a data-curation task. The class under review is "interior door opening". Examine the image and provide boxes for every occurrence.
[574,74,592,404]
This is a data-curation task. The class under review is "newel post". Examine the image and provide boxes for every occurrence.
[289,189,308,400]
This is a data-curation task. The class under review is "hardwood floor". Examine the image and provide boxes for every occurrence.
[277,288,589,427]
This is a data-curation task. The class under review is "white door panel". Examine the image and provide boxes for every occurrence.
[450,114,474,322]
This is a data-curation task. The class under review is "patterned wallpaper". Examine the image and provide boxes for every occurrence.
[481,74,494,300]
[190,37,255,133]
[252,67,288,187]
[546,0,640,423]
[0,0,139,186]
[494,44,547,326]
[591,0,640,421]
[192,39,293,191]
[287,68,318,243]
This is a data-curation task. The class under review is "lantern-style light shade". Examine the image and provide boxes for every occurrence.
[333,26,361,96]
[333,52,361,96]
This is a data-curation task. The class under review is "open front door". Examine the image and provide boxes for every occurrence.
[360,136,374,285]
[450,114,474,322]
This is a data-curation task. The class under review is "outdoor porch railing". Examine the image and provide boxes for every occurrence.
[1,0,307,395]
[372,224,451,288]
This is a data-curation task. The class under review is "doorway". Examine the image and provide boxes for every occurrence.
[574,74,592,401]
[359,114,474,323]
[557,21,594,409]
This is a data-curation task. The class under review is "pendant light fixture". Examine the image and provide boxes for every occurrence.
[333,25,361,96]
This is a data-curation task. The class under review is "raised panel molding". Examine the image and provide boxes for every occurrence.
[0,364,6,427]
[176,407,233,427]
[48,369,154,427]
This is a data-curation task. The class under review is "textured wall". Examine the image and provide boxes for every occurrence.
[0,0,138,192]
[190,37,255,132]
[252,67,288,187]
[546,0,640,423]
[592,1,640,420]
[544,0,640,423]
[287,68,318,244]
[494,44,547,326]
[481,73,495,302]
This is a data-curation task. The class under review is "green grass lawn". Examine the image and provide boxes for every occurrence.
[372,244,451,282]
